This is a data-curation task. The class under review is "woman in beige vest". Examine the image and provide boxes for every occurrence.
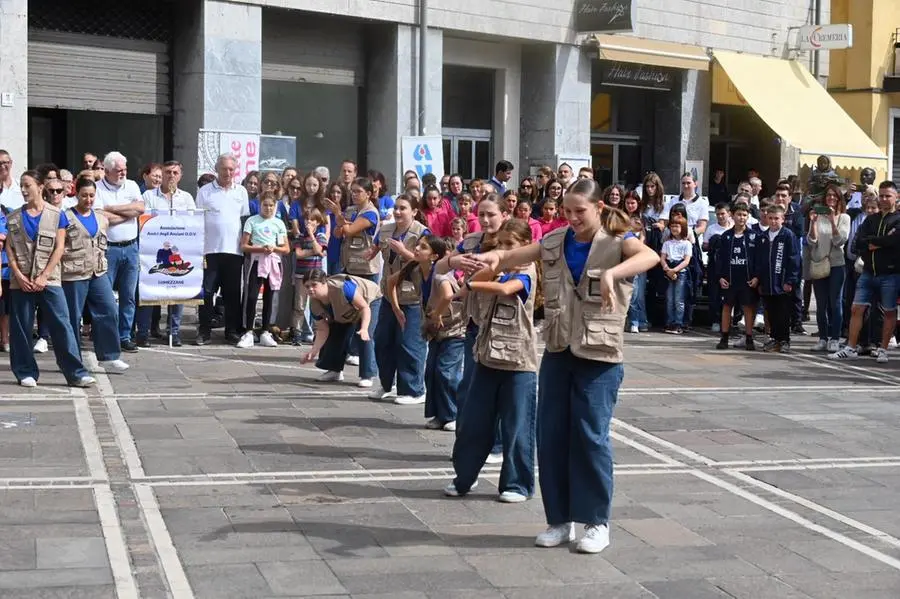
[472,179,659,554]
[5,171,95,388]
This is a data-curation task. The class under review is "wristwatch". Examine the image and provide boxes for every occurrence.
[465,280,473,291]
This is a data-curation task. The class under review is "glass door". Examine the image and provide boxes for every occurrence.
[442,128,492,182]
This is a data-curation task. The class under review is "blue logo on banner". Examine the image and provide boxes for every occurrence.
[413,144,434,177]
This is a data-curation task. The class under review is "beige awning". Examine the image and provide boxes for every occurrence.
[594,35,710,71]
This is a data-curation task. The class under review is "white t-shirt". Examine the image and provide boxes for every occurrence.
[195,180,250,255]
[703,221,733,244]
[143,187,197,212]
[768,228,780,242]
[94,178,143,242]
[662,239,693,262]
[661,195,710,228]
[0,181,25,211]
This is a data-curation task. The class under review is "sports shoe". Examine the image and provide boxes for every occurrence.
[19,377,37,388]
[829,346,858,360]
[194,333,211,346]
[33,338,48,353]
[345,355,360,366]
[444,480,477,497]
[638,325,649,333]
[791,324,806,335]
[779,343,791,354]
[367,384,396,400]
[874,348,889,364]
[498,491,528,503]
[425,418,443,430]
[259,331,278,347]
[99,359,129,374]
[535,523,575,548]
[485,453,503,465]
[236,332,255,349]
[357,378,374,388]
[754,314,765,330]
[395,394,425,405]
[674,326,683,335]
[715,337,729,350]
[318,370,344,382]
[135,336,151,349]
[628,324,639,333]
[711,323,721,333]
[576,524,610,554]
[442,421,457,432]
[733,336,746,349]
[812,339,828,352]
[889,338,898,350]
[826,339,840,353]
[745,338,756,351]
[71,376,96,388]
[762,340,780,353]
[121,340,139,353]
[171,335,183,348]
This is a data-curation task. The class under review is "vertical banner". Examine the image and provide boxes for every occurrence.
[138,212,205,305]
[197,130,261,181]
[401,136,445,180]
[259,135,297,172]
[685,160,704,195]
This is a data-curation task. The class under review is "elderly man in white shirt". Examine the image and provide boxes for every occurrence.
[134,161,196,348]
[93,151,145,352]
[0,150,25,211]
[194,153,250,345]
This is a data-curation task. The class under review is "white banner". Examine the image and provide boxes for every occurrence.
[138,212,205,304]
[401,136,444,181]
[197,130,261,182]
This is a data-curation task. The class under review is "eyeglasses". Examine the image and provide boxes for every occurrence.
[521,184,533,189]
[263,180,278,187]
[48,188,65,195]
[289,186,303,192]
[0,161,10,167]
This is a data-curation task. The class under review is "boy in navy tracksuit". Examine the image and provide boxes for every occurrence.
[714,203,759,350]
[752,204,801,353]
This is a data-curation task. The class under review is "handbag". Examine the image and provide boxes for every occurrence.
[810,256,831,280]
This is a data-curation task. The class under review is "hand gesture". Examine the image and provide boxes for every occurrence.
[263,244,275,254]
[358,328,370,342]
[32,273,48,291]
[302,350,317,363]
[322,198,340,214]
[393,308,407,330]
[748,277,759,288]
[719,278,730,290]
[15,272,34,292]
[388,238,406,254]
[783,283,793,293]
[599,270,616,311]
[471,251,500,272]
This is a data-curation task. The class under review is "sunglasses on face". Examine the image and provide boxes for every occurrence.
[48,188,65,195]
[263,180,278,186]
[289,186,302,192]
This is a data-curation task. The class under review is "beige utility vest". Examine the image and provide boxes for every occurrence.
[458,232,491,326]
[474,265,538,372]
[541,226,633,363]
[61,209,109,282]
[310,274,382,324]
[423,272,465,341]
[379,220,426,305]
[341,203,381,276]
[6,205,62,289]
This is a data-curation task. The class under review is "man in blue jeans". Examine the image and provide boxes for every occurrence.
[94,152,145,353]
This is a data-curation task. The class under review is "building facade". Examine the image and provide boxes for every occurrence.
[5,0,877,194]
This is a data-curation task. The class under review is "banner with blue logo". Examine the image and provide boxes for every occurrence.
[401,136,445,182]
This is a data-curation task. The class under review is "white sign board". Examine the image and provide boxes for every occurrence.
[139,212,205,304]
[401,136,444,181]
[197,130,261,182]
[685,160,704,196]
[798,24,853,51]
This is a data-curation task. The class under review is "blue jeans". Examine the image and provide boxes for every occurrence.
[106,242,139,342]
[315,316,378,379]
[457,321,502,454]
[852,272,900,308]
[452,365,537,496]
[9,287,89,384]
[812,265,845,341]
[425,336,464,424]
[374,302,426,396]
[63,277,121,362]
[136,304,184,338]
[538,349,623,525]
[627,272,648,328]
[665,269,688,327]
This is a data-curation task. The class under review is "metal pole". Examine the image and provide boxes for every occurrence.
[813,0,821,79]
[418,0,428,135]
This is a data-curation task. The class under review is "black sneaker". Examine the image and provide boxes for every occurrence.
[195,333,211,346]
[779,343,791,354]
[121,340,139,353]
[716,337,729,350]
[171,335,183,348]
[762,340,780,353]
[745,338,756,351]
[674,326,684,335]
[791,324,806,335]
[291,331,303,346]
[135,336,151,348]
[225,332,243,344]
[151,329,164,340]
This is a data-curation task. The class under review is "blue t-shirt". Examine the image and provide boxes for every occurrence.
[0,211,8,280]
[498,272,531,305]
[288,201,304,223]
[378,195,395,220]
[351,208,379,237]
[314,278,358,320]
[248,197,259,216]
[549,228,636,285]
[72,211,99,237]
[23,210,68,241]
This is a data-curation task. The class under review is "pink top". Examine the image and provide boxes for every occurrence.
[539,217,568,237]
[463,212,480,233]
[527,218,543,242]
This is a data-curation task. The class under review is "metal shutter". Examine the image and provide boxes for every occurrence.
[262,11,364,87]
[894,117,900,180]
[28,30,170,115]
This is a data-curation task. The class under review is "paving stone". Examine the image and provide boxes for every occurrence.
[0,587,116,598]
[641,579,734,598]
[616,518,713,548]
[257,560,346,595]
[185,563,272,599]
[35,538,109,570]
[0,568,112,589]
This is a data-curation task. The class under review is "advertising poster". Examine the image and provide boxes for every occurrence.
[259,135,297,172]
[401,136,445,181]
[685,160,704,195]
[138,212,205,305]
[197,130,261,182]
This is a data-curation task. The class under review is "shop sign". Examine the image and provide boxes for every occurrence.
[401,136,445,181]
[197,129,260,181]
[601,62,673,91]
[797,24,853,51]
[574,0,636,33]
[712,64,748,107]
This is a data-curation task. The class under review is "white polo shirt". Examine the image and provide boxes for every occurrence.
[661,195,710,228]
[142,187,196,212]
[94,177,143,242]
[195,180,249,255]
[0,181,25,211]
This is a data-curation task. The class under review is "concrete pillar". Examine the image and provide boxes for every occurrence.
[0,0,28,165]
[173,0,262,190]
[367,24,442,191]
[520,44,591,173]
[654,69,711,192]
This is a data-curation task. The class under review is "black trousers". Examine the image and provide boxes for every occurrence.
[199,253,245,335]
[764,293,793,344]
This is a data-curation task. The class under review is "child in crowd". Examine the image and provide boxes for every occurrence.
[753,204,800,353]
[624,192,647,332]
[714,203,758,350]
[292,207,329,345]
[538,198,567,237]
[457,192,480,234]
[450,218,467,245]
[704,202,733,332]
[421,185,453,237]
[514,200,543,242]
[661,217,693,334]
[503,191,519,215]
[238,193,291,348]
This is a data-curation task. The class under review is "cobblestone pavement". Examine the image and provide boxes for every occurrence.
[3,326,900,598]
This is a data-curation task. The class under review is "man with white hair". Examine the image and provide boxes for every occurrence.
[313,166,330,186]
[194,153,250,345]
[94,151,145,353]
[749,177,763,208]
[0,150,25,211]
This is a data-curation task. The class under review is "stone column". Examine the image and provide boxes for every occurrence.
[654,69,711,192]
[173,0,262,190]
[0,0,28,164]
[520,44,591,174]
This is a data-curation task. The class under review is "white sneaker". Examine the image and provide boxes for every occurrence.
[874,348,889,364]
[367,384,396,400]
[829,347,858,360]
[485,453,503,465]
[628,324,639,334]
[812,339,828,352]
[425,418,443,430]
[754,314,765,329]
[99,359,129,374]
[318,371,344,382]
[442,420,457,432]
[33,338,48,353]
[258,331,278,347]
[345,355,360,366]
[711,323,721,333]
[498,491,528,503]
[733,336,746,349]
[71,376,96,388]
[576,523,610,554]
[443,480,477,497]
[535,523,575,548]
[889,338,899,350]
[394,394,425,405]
[826,339,840,353]
[357,378,374,388]
[19,377,37,388]
[236,332,255,349]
